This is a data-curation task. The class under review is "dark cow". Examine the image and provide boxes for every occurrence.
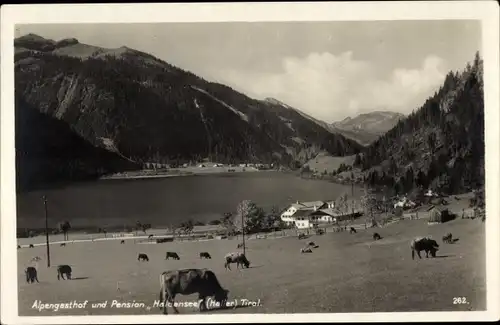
[60,243,66,247]
[373,233,382,240]
[349,227,357,234]
[138,253,150,261]
[442,233,453,244]
[29,244,34,248]
[25,266,39,283]
[306,241,319,248]
[120,240,125,244]
[411,237,440,260]
[166,252,180,260]
[57,265,72,280]
[199,252,212,259]
[300,247,313,253]
[224,252,250,270]
[159,268,229,314]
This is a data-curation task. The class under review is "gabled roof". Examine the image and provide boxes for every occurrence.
[311,208,339,217]
[291,209,315,218]
[427,205,448,212]
[298,201,326,208]
[287,201,327,210]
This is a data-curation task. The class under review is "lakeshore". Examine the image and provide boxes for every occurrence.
[99,165,272,180]
[17,171,364,230]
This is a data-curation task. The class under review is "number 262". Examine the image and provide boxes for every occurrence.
[453,297,468,304]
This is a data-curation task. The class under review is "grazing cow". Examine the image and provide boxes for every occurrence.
[300,247,313,253]
[29,244,34,248]
[57,265,72,280]
[350,227,357,234]
[411,237,440,260]
[199,252,212,259]
[442,233,453,244]
[31,256,42,262]
[60,243,66,247]
[165,252,180,260]
[120,240,125,244]
[159,268,229,314]
[25,266,39,283]
[138,253,150,261]
[224,252,250,270]
[373,233,382,240]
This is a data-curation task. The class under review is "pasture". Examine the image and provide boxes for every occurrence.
[17,217,486,315]
[303,152,356,174]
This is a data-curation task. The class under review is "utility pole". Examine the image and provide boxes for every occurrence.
[351,173,354,197]
[43,195,51,268]
[241,212,246,256]
[352,199,355,221]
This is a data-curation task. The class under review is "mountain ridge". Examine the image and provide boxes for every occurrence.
[330,111,405,146]
[14,34,363,189]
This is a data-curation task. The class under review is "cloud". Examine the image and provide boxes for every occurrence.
[204,52,447,123]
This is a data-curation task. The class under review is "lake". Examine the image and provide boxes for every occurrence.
[16,172,362,229]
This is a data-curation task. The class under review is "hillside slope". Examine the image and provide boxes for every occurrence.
[354,52,484,195]
[15,97,140,191]
[331,111,405,146]
[14,34,362,175]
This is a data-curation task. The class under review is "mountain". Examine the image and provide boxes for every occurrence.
[331,111,405,146]
[15,98,140,192]
[353,52,484,196]
[14,34,363,188]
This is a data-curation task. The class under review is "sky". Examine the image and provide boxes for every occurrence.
[16,21,481,123]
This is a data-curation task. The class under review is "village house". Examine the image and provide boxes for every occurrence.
[281,201,323,228]
[309,207,339,224]
[427,206,454,224]
[280,200,360,229]
[424,189,438,197]
[393,196,416,210]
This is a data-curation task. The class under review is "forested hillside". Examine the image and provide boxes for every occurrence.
[354,52,484,195]
[15,34,362,179]
[15,97,140,191]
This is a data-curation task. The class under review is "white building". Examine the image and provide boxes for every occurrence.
[280,201,327,224]
[280,201,345,229]
[424,189,437,197]
[394,197,416,209]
